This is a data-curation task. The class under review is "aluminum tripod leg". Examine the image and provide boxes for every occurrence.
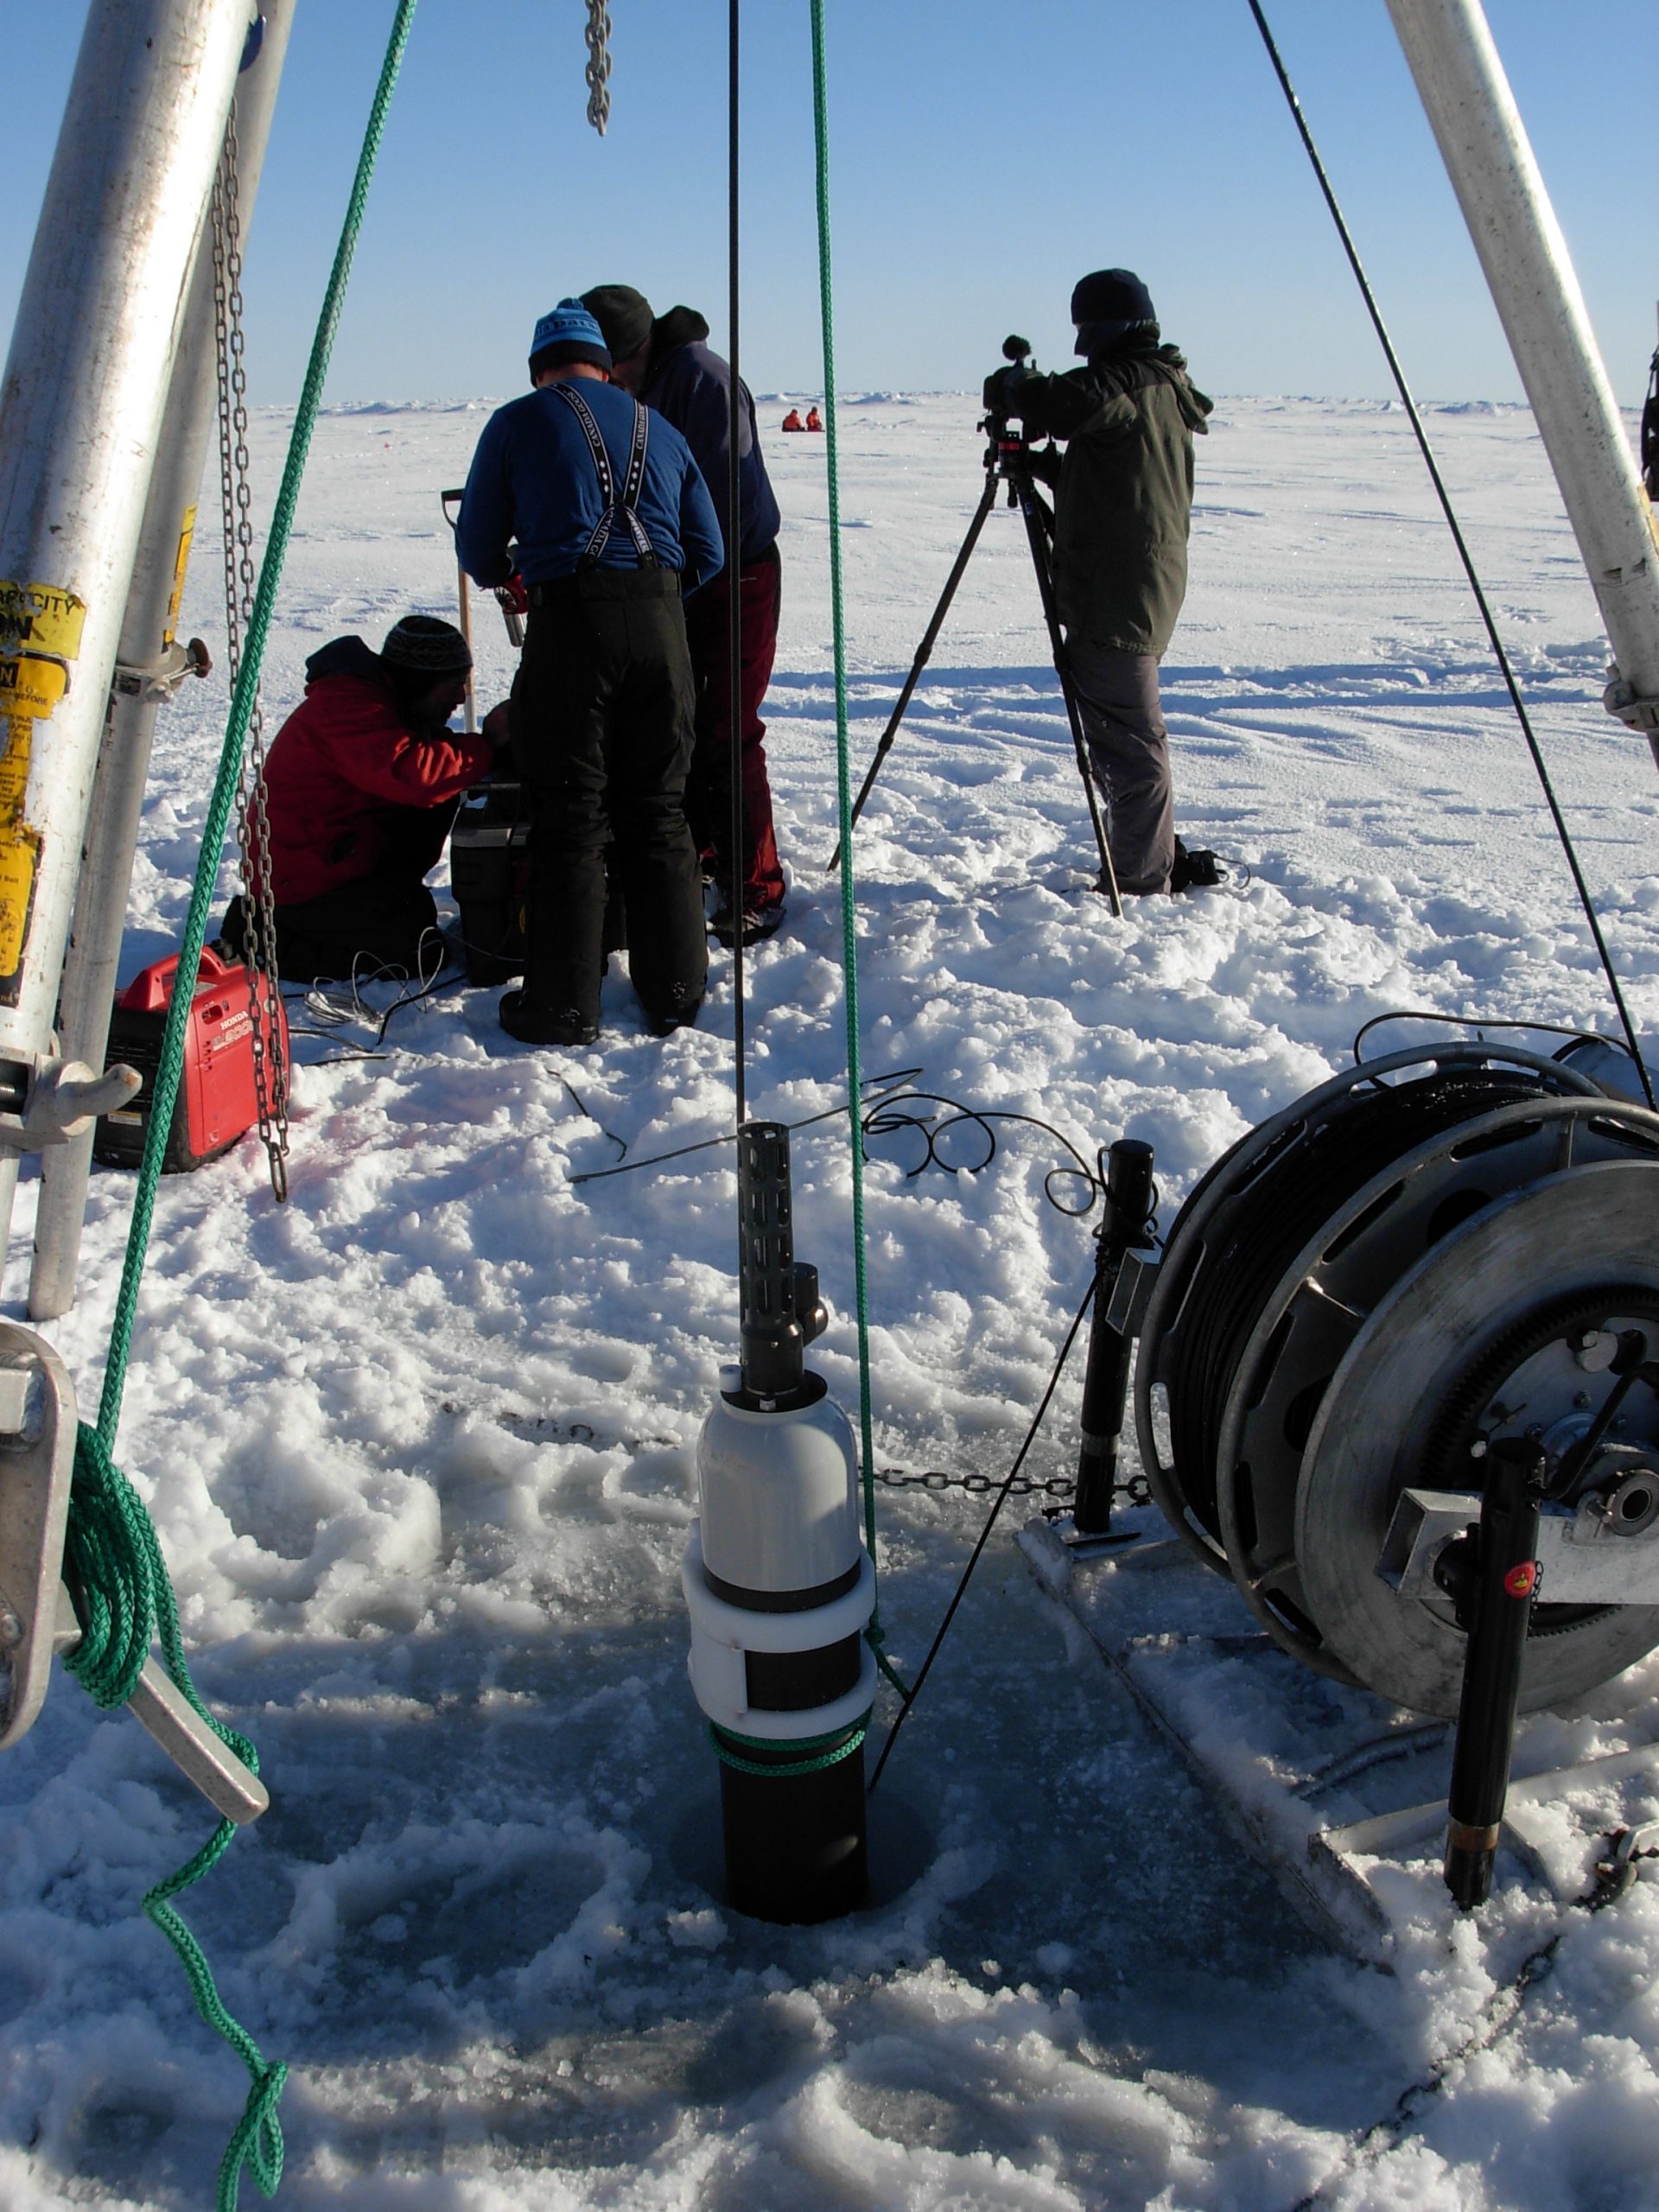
[1016,484,1122,915]
[28,3,297,1323]
[826,470,1000,874]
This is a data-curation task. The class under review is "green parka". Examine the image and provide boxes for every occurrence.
[1005,339,1212,658]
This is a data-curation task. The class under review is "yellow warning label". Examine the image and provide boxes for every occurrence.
[0,582,86,660]
[165,505,197,647]
[0,714,40,993]
[0,652,67,720]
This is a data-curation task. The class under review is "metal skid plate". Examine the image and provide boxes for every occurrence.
[0,1325,75,1751]
[1299,1158,1659,1717]
[1133,1043,1595,1577]
[1216,1096,1659,1680]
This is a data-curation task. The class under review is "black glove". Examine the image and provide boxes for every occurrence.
[1027,440,1062,488]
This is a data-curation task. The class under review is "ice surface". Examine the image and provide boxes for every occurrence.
[4,394,1659,2208]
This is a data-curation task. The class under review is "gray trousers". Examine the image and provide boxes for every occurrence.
[1065,640,1174,896]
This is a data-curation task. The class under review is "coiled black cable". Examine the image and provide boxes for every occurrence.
[1163,1062,1584,1539]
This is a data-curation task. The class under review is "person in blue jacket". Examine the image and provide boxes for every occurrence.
[457,299,724,1046]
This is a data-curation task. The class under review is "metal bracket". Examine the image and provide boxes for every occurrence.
[1380,1484,1659,1606]
[0,1326,75,1752]
[1603,665,1659,734]
[0,1320,266,1824]
[0,1050,142,1157]
[111,635,212,704]
[1103,1245,1159,1337]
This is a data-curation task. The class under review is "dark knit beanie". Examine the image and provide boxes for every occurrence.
[581,283,655,366]
[381,613,472,677]
[1069,268,1157,353]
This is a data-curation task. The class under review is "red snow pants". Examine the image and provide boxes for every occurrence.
[683,544,785,916]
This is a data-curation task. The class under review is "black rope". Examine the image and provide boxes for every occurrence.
[867,1278,1095,1794]
[727,0,747,1129]
[1246,0,1656,1112]
[1353,1008,1649,1080]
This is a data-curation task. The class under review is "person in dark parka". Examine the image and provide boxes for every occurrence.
[986,269,1213,895]
[582,284,787,944]
[219,613,498,982]
[457,298,724,1046]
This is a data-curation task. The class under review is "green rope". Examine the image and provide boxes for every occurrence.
[809,1,907,1703]
[710,1714,870,1777]
[61,8,421,2204]
[97,0,420,1448]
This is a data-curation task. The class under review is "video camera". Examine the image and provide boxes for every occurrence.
[981,334,1060,493]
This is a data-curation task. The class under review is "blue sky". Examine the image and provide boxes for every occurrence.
[3,2,1656,407]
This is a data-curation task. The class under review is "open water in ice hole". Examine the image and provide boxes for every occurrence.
[37,1545,1404,2202]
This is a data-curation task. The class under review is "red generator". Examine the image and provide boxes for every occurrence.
[93,948,289,1173]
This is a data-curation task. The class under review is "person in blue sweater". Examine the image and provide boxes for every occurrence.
[456,299,724,1046]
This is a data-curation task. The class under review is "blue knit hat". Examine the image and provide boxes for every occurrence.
[529,298,612,372]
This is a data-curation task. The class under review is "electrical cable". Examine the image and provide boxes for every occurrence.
[726,0,747,1130]
[867,1278,1095,1794]
[1246,0,1656,1113]
[569,1071,1105,1230]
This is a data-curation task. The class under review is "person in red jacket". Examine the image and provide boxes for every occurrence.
[780,408,804,433]
[804,406,823,432]
[220,613,503,982]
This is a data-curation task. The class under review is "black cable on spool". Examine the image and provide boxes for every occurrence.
[1164,1066,1580,1541]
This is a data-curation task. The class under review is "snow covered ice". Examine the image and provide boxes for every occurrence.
[6,390,1659,2209]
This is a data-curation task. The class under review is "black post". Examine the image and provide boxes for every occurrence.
[1443,1434,1545,1909]
[827,469,1001,873]
[1074,1140,1156,1535]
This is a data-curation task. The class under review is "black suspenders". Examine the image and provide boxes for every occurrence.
[552,383,659,569]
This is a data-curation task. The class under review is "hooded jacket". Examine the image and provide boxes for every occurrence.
[258,637,492,904]
[644,307,781,570]
[1004,335,1212,657]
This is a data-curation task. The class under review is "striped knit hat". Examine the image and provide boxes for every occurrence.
[381,613,472,675]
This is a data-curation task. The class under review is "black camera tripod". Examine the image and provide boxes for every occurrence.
[827,339,1122,914]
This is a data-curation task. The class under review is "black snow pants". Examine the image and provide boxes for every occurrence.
[512,567,707,1029]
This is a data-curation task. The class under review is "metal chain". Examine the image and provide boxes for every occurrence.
[212,110,289,1202]
[583,1,613,134]
[874,1464,1153,1507]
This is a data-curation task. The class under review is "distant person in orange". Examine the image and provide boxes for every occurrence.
[804,405,823,432]
[781,408,804,433]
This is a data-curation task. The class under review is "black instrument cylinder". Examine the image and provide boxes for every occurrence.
[1075,1141,1156,1535]
[1443,1435,1545,1908]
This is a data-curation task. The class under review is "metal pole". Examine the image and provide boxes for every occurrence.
[1386,0,1659,764]
[29,3,297,1324]
[0,0,251,1267]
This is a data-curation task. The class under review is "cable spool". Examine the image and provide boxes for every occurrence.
[1135,1045,1659,1716]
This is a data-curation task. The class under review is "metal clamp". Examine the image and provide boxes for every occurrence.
[1381,1484,1659,1606]
[112,636,213,703]
[1603,666,1659,734]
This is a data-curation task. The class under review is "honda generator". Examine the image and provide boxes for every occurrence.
[449,774,531,985]
[94,947,288,1173]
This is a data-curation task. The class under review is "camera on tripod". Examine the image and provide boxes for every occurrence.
[982,335,1060,493]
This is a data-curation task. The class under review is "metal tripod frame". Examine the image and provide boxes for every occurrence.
[826,416,1122,915]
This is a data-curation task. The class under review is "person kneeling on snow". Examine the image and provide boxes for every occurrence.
[219,614,504,982]
[984,269,1216,897]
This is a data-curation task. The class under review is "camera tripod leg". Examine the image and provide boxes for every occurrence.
[1016,486,1122,915]
[826,471,1001,874]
